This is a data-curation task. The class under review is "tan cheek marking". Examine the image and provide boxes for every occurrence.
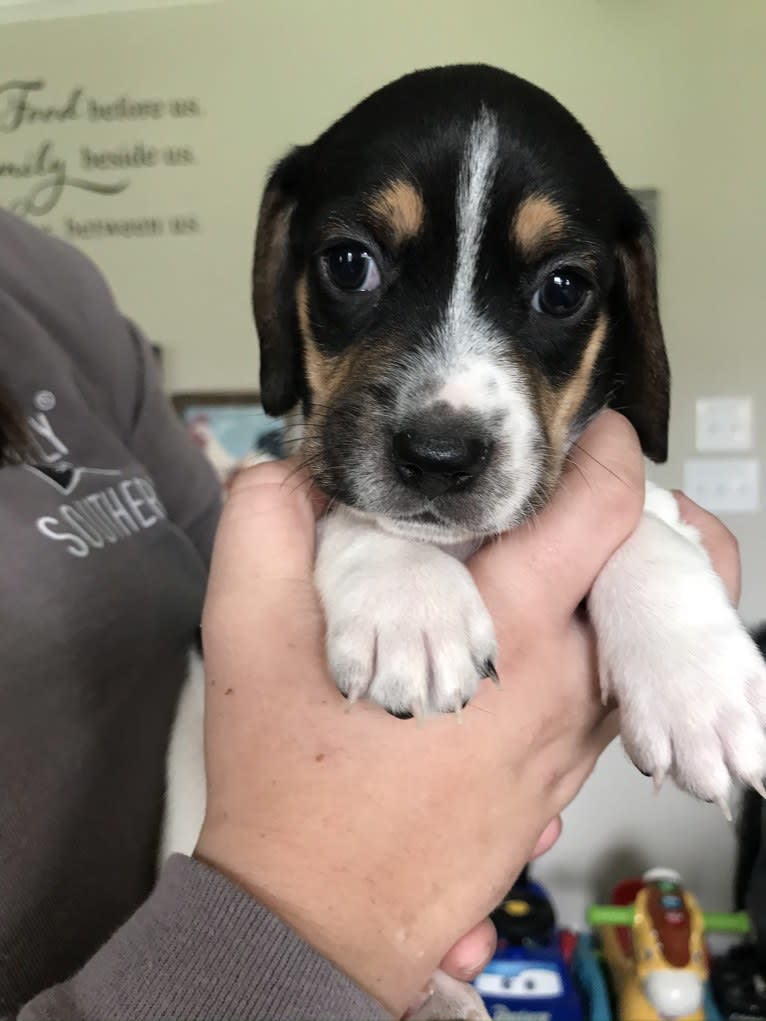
[295,275,326,403]
[368,180,424,244]
[512,194,566,258]
[546,315,608,455]
[295,274,358,411]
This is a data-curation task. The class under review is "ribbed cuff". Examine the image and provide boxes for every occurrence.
[20,854,391,1020]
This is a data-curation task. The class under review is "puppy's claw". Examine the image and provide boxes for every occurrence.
[652,771,666,794]
[389,707,414,720]
[340,674,370,710]
[716,796,734,823]
[483,659,500,687]
[753,778,766,801]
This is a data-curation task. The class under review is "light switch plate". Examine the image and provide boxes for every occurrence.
[696,397,754,452]
[683,458,760,513]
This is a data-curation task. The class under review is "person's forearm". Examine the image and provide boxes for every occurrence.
[18,856,390,1021]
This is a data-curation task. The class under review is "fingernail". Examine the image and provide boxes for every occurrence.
[458,952,493,980]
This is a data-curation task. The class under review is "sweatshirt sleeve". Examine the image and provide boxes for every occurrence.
[0,210,222,569]
[18,855,392,1021]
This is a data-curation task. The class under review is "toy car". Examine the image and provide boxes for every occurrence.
[473,870,585,1021]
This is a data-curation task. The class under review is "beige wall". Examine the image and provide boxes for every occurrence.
[2,0,764,919]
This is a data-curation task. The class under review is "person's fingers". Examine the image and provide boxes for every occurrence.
[201,459,330,782]
[471,411,645,619]
[438,917,497,981]
[438,818,562,985]
[436,817,563,994]
[672,490,741,605]
[201,458,326,666]
[550,709,621,811]
[530,816,562,859]
[437,817,562,990]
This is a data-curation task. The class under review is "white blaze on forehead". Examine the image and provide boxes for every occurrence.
[449,106,500,338]
[407,106,543,532]
[437,360,506,410]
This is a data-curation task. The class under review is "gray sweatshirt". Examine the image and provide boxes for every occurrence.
[0,209,389,1021]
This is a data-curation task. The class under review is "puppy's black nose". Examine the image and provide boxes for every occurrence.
[392,428,490,497]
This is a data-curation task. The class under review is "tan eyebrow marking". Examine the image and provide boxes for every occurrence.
[296,274,329,401]
[512,194,567,258]
[368,179,425,245]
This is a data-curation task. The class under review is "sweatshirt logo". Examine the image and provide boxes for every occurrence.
[26,461,122,495]
[25,390,168,558]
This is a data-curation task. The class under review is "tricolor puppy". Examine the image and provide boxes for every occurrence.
[249,64,766,803]
[163,63,766,1020]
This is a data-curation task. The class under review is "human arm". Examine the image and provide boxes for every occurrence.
[18,413,740,1020]
[194,412,743,1017]
[193,410,640,1017]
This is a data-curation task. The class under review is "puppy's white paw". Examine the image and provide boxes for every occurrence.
[591,510,766,810]
[316,517,496,717]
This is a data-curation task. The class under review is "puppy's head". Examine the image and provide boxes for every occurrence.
[253,64,668,542]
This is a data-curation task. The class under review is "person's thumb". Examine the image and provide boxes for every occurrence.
[202,458,323,640]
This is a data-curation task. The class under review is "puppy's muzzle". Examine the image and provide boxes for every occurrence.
[391,420,492,498]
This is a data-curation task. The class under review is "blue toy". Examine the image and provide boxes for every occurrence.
[473,869,586,1021]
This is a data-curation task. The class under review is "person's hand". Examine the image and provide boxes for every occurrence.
[673,490,741,604]
[409,817,561,1015]
[432,493,744,1010]
[195,410,645,1017]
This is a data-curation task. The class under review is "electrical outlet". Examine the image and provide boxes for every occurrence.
[696,397,754,452]
[683,458,760,513]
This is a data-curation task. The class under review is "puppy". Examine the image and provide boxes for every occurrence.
[163,65,766,1018]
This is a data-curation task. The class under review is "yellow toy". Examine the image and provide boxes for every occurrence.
[588,867,748,1021]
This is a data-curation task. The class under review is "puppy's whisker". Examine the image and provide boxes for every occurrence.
[571,442,633,489]
[280,460,314,489]
[466,701,493,716]
[563,455,592,492]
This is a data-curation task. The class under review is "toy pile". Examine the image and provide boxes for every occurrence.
[472,866,765,1021]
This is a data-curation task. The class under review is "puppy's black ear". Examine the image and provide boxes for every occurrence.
[609,197,670,463]
[252,146,307,416]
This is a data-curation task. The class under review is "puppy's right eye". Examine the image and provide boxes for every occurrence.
[532,267,592,317]
[322,243,381,292]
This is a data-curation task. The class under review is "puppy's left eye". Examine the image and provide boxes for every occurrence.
[322,243,381,292]
[533,267,592,317]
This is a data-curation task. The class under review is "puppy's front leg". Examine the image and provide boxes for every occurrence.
[590,482,766,809]
[315,507,496,717]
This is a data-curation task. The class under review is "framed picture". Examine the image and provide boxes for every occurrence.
[173,391,283,487]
